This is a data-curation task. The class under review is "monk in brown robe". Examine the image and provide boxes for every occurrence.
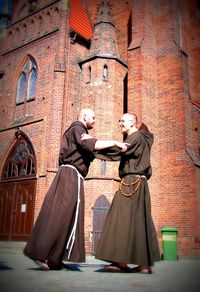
[23,108,127,270]
[94,113,160,273]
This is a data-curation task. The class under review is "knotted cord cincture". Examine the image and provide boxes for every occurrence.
[61,164,84,259]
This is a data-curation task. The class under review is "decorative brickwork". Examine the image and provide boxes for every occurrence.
[0,0,199,258]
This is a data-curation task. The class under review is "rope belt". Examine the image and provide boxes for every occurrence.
[61,164,84,259]
[119,175,146,197]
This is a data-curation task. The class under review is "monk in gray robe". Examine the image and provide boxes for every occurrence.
[94,113,160,273]
[23,108,127,270]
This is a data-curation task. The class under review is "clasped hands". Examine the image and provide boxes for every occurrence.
[115,141,129,152]
[81,134,129,152]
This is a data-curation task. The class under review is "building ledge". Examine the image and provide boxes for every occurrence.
[78,53,128,68]
[0,118,44,133]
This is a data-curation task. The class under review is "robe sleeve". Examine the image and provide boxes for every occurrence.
[73,126,97,153]
[93,133,142,161]
[94,146,122,161]
[121,132,144,157]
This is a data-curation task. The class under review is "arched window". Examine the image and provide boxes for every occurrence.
[103,64,108,81]
[16,72,26,104]
[0,130,37,241]
[27,61,37,100]
[16,57,38,105]
[2,134,36,179]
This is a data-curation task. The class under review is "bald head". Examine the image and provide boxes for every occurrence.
[121,113,138,125]
[78,108,94,120]
[78,108,95,130]
[119,113,138,135]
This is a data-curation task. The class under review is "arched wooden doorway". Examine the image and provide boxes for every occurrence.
[92,195,110,255]
[0,130,37,241]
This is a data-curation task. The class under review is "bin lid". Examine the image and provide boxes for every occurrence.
[161,227,178,232]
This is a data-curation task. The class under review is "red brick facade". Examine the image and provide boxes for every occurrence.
[0,0,199,258]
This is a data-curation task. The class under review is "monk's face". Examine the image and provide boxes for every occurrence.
[85,111,96,130]
[119,114,133,134]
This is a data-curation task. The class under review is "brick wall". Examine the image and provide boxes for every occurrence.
[0,0,199,257]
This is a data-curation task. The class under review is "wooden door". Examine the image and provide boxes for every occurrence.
[0,179,36,240]
[0,182,14,240]
[0,131,37,241]
[92,195,110,255]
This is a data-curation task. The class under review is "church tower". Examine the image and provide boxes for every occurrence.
[78,1,128,253]
[79,1,127,140]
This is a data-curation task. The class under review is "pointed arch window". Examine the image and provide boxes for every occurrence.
[16,57,38,105]
[27,63,37,100]
[103,64,108,81]
[16,72,26,104]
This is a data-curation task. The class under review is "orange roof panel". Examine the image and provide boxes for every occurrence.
[69,0,93,40]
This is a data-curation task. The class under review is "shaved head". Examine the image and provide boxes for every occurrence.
[119,113,138,135]
[77,108,95,120]
[122,113,138,125]
[78,108,95,130]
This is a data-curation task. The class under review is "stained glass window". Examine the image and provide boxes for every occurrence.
[2,138,36,179]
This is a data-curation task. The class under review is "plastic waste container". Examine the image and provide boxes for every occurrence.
[161,227,178,260]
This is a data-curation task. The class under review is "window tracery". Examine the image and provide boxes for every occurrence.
[2,134,36,179]
[16,57,38,105]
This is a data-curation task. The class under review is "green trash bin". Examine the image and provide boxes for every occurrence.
[161,227,178,260]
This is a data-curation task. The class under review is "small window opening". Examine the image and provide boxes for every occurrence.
[86,65,92,83]
[103,65,108,81]
[101,160,106,176]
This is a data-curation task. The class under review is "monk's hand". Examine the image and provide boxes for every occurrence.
[115,141,130,152]
[81,133,93,140]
